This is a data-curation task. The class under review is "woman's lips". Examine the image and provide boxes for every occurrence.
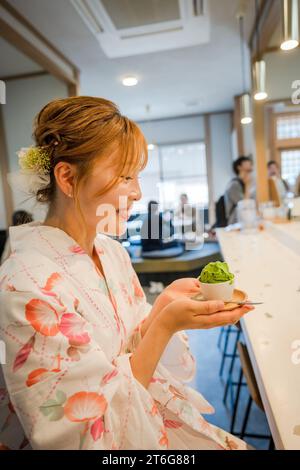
[117,208,131,220]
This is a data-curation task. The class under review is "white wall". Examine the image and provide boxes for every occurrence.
[1,74,68,224]
[265,48,300,101]
[138,115,205,145]
[209,113,234,201]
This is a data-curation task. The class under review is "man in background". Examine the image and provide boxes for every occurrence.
[267,160,290,197]
[224,156,254,225]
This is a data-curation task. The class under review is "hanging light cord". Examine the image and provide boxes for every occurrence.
[239,15,246,94]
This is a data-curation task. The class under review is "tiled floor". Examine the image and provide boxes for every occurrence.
[145,288,272,450]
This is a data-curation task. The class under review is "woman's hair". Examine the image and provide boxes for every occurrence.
[33,96,147,204]
[232,155,252,175]
[12,210,33,226]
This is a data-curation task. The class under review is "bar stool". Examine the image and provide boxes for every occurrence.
[218,324,241,380]
[230,342,274,449]
[222,322,243,408]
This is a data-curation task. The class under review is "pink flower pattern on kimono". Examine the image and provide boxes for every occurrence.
[69,245,86,255]
[64,392,107,423]
[40,273,65,307]
[25,299,60,337]
[119,282,133,306]
[26,367,61,387]
[132,273,144,300]
[59,313,91,345]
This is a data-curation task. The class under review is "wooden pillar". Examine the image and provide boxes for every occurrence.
[253,100,269,203]
[0,106,14,227]
[68,70,80,97]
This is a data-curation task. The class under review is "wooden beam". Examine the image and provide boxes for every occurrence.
[0,106,14,227]
[0,0,79,87]
[68,70,80,97]
[0,71,49,82]
[249,0,282,58]
[253,100,269,202]
[249,0,270,49]
[0,0,77,70]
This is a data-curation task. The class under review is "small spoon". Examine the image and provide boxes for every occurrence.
[191,295,263,306]
[227,301,263,306]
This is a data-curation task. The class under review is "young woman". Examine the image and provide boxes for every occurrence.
[0,97,253,450]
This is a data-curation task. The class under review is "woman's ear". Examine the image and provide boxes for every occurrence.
[53,162,76,198]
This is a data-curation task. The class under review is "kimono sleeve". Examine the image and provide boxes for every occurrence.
[122,247,196,383]
[0,290,166,450]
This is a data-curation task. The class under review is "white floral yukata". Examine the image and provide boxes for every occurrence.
[0,222,246,450]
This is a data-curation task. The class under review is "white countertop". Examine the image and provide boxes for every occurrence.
[217,222,300,450]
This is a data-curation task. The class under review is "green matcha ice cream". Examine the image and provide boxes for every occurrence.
[199,261,234,285]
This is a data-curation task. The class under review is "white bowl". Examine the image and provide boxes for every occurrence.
[199,280,235,302]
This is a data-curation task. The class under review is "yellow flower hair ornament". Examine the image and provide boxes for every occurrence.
[18,146,51,175]
[7,146,52,197]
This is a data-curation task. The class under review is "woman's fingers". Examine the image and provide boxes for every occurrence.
[193,305,254,329]
[192,299,225,315]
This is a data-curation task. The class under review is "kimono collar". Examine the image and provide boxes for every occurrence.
[9,221,99,255]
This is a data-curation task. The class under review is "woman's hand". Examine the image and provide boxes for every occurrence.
[151,278,201,314]
[141,278,201,337]
[155,297,254,335]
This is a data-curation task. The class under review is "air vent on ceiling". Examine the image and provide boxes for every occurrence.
[102,0,181,30]
[71,0,210,58]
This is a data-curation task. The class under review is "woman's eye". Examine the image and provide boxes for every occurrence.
[121,176,140,182]
[121,176,134,182]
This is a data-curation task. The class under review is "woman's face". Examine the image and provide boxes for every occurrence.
[78,152,142,237]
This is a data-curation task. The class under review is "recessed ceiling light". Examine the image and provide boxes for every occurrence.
[147,143,156,151]
[122,76,138,87]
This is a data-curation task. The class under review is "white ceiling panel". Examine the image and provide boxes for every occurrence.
[5,0,256,120]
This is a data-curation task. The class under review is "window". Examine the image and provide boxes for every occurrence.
[277,115,300,140]
[135,141,208,212]
[273,113,300,188]
[281,150,300,186]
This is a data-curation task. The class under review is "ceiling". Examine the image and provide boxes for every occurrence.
[0,37,43,78]
[2,0,256,120]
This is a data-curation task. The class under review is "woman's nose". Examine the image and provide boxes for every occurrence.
[132,178,142,201]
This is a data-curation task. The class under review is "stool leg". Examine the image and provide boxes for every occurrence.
[240,396,252,439]
[219,326,232,377]
[230,367,243,434]
[223,329,241,405]
[217,327,225,350]
[268,437,275,450]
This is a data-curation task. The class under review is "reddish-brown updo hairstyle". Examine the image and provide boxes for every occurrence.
[33,96,147,205]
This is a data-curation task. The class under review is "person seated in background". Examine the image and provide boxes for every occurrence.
[141,200,178,252]
[224,156,254,225]
[267,160,290,199]
[175,193,196,233]
[1,210,33,264]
